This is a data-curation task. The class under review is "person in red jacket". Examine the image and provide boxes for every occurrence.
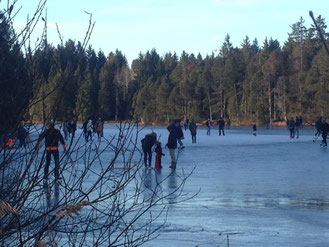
[155,141,165,169]
[38,121,66,202]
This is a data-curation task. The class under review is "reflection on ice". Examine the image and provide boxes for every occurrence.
[140,125,329,246]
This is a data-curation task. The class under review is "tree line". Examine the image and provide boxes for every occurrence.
[2,13,329,132]
[1,3,195,246]
[1,3,328,245]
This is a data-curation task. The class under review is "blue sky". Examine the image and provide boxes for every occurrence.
[9,0,329,65]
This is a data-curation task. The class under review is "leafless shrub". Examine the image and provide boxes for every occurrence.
[0,2,195,246]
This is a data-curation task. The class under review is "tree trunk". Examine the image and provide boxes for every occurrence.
[184,101,188,121]
[208,92,212,121]
[268,74,272,120]
[220,89,224,117]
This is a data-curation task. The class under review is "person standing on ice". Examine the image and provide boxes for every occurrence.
[217,117,225,136]
[295,116,301,139]
[37,120,66,203]
[252,123,257,136]
[17,122,28,148]
[288,117,295,138]
[320,118,329,147]
[184,119,189,131]
[85,119,93,142]
[206,119,211,135]
[95,117,104,140]
[314,117,323,141]
[155,141,165,169]
[166,125,178,169]
[69,120,77,138]
[173,119,184,149]
[189,120,197,143]
[82,119,88,140]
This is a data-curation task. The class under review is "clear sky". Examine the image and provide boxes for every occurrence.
[8,0,329,65]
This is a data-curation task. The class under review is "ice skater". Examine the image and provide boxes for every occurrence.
[313,117,323,142]
[184,119,189,131]
[288,117,295,138]
[172,119,184,149]
[86,119,93,142]
[17,122,28,148]
[95,118,104,140]
[206,119,211,136]
[252,123,257,136]
[217,117,225,136]
[37,120,66,204]
[320,118,329,147]
[295,116,301,139]
[189,120,197,143]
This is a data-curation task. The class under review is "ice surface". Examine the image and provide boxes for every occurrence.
[34,124,329,246]
[133,125,329,247]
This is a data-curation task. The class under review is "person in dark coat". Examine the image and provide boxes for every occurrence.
[173,119,184,149]
[184,119,189,131]
[288,118,295,138]
[189,120,197,143]
[69,120,77,138]
[252,123,257,136]
[82,120,88,140]
[37,121,66,202]
[314,117,323,142]
[166,125,178,169]
[320,118,329,147]
[295,116,301,139]
[17,122,28,148]
[141,132,157,168]
[217,117,225,136]
[206,119,211,135]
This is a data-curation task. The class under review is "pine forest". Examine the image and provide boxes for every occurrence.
[2,14,329,129]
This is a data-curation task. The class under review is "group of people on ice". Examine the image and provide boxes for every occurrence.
[61,120,77,141]
[82,117,104,142]
[0,122,29,149]
[206,117,231,136]
[141,119,184,170]
[287,116,303,139]
[48,117,104,144]
[141,117,232,170]
[139,114,329,170]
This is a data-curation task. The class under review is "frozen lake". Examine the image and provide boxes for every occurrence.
[133,124,329,247]
[28,123,329,246]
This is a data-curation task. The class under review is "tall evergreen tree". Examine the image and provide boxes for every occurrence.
[0,12,32,131]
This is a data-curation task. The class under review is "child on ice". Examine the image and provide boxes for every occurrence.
[155,141,165,169]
